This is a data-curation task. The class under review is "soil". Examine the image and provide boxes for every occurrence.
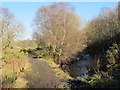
[26,58,61,88]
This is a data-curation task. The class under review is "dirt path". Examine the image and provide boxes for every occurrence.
[26,58,61,88]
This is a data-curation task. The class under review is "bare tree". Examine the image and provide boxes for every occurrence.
[84,7,119,54]
[86,7,119,43]
[0,8,23,50]
[33,3,85,64]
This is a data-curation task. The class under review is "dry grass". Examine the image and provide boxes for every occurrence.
[13,72,28,88]
[2,57,30,88]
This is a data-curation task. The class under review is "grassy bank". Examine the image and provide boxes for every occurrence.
[1,47,31,88]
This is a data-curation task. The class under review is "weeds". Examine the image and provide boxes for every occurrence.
[2,47,30,88]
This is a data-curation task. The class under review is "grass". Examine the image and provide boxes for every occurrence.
[13,72,28,88]
[2,58,30,88]
[2,46,31,88]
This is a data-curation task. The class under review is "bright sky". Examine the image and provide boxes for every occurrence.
[1,2,118,40]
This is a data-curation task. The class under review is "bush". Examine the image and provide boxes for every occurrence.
[106,43,120,68]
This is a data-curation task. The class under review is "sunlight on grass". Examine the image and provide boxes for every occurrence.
[13,72,28,88]
[2,46,31,88]
[23,62,32,74]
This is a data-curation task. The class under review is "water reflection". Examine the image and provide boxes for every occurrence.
[69,54,92,77]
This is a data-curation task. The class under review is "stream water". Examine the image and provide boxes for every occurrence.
[69,54,92,77]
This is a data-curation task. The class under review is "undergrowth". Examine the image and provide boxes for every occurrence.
[1,47,31,88]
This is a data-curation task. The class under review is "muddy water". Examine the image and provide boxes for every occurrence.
[69,54,92,77]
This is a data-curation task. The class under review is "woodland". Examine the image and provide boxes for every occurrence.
[0,2,120,88]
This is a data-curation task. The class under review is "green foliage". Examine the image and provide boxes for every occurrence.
[3,49,28,63]
[80,43,120,88]
[88,74,101,85]
[74,71,118,88]
[79,43,120,88]
[106,43,120,68]
[2,46,29,88]
[76,74,101,86]
[29,45,60,64]
[2,76,16,85]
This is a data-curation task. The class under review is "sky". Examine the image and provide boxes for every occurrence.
[1,2,118,40]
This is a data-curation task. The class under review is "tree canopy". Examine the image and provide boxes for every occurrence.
[0,7,24,50]
[33,3,86,64]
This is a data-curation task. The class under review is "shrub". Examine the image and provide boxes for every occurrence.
[106,43,120,68]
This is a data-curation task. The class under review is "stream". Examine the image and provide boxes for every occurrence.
[69,54,92,77]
